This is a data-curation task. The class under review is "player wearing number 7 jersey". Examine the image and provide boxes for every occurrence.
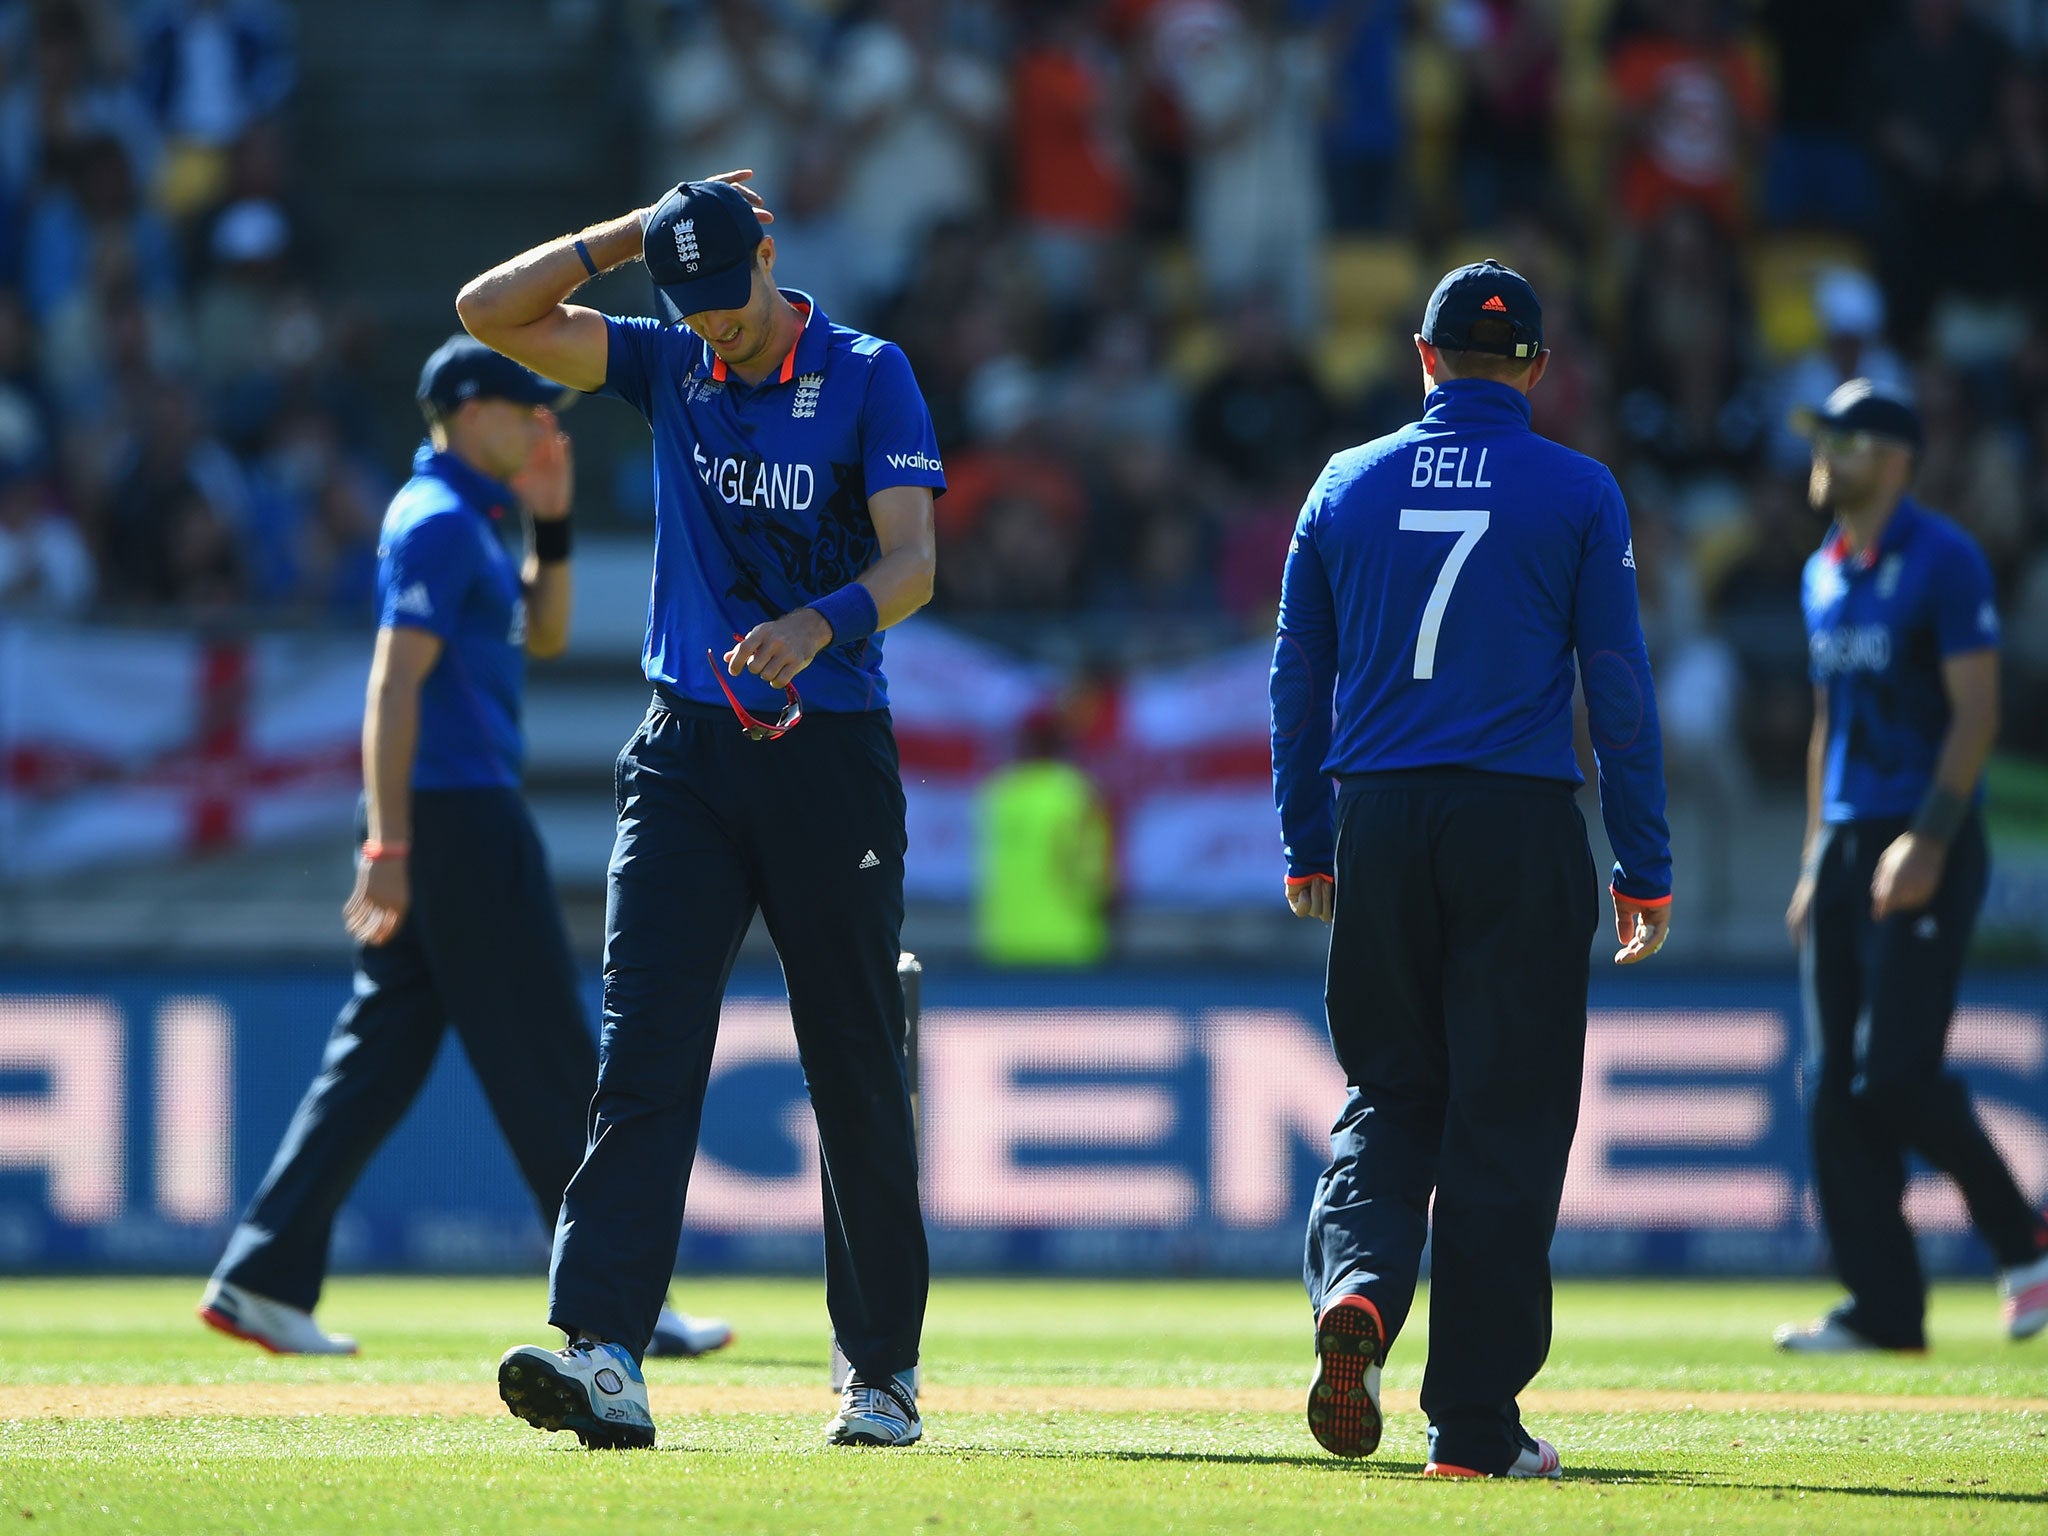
[1270,261,1672,1479]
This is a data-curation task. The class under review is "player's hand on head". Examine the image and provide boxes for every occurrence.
[726,609,832,691]
[343,857,409,947]
[704,169,774,226]
[1286,873,1334,923]
[1612,893,1671,965]
[513,423,573,521]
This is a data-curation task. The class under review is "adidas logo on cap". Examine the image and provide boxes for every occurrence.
[1481,294,1508,312]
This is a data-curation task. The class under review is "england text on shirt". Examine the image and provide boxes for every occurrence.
[597,290,947,716]
[1800,497,2000,823]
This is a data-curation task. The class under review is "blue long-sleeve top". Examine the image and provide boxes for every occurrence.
[1270,378,1672,901]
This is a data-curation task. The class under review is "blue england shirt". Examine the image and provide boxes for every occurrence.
[598,290,946,715]
[375,445,526,790]
[1801,497,2000,823]
[1271,378,1672,900]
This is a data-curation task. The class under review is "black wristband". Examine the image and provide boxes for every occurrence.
[532,517,572,564]
[572,238,599,278]
[1910,786,1967,845]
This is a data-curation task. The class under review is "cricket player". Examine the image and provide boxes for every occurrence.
[1271,261,1673,1478]
[1776,380,2048,1353]
[198,337,729,1363]
[455,171,940,1450]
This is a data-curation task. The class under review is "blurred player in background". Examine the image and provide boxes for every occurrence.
[456,170,940,1450]
[1271,261,1672,1478]
[1778,382,2048,1353]
[198,338,730,1362]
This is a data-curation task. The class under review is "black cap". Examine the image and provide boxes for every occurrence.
[644,180,765,324]
[1420,259,1544,359]
[1790,378,1923,452]
[417,335,574,420]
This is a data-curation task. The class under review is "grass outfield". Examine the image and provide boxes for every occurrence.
[0,1278,2043,1533]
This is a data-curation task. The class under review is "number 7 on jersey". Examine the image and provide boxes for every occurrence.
[1400,509,1490,681]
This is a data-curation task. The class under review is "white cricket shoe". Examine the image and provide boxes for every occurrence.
[826,1369,922,1446]
[1424,1436,1563,1479]
[1999,1250,2048,1341]
[1773,1314,1915,1353]
[646,1305,734,1358]
[197,1280,357,1356]
[498,1338,656,1450]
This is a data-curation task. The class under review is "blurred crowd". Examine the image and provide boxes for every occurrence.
[640,0,2048,775]
[0,0,387,620]
[10,0,2048,785]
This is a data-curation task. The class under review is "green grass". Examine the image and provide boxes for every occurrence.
[0,1277,2044,1532]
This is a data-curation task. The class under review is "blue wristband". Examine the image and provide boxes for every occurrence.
[572,238,599,279]
[808,583,879,645]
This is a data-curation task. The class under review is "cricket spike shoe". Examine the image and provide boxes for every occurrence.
[197,1280,358,1356]
[1423,1437,1564,1479]
[646,1303,734,1359]
[826,1370,922,1446]
[1772,1313,1921,1354]
[1307,1291,1385,1458]
[498,1339,656,1450]
[1999,1248,2048,1341]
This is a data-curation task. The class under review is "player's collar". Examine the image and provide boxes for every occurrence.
[414,441,515,520]
[1823,496,1918,572]
[1422,376,1533,425]
[700,290,828,387]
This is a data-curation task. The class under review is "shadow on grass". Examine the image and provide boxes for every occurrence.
[936,1448,2048,1502]
[1568,1466,2047,1504]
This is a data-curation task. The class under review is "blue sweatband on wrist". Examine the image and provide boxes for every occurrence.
[572,238,599,279]
[808,582,879,645]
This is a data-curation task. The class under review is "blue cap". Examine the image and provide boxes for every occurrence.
[1791,377,1923,452]
[1420,259,1544,360]
[643,180,764,324]
[417,335,573,420]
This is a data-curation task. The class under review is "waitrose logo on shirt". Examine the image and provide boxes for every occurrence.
[886,450,943,473]
[694,445,815,511]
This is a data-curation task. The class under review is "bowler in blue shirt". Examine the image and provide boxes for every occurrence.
[458,171,938,1450]
[1776,381,2048,1354]
[1271,261,1672,1480]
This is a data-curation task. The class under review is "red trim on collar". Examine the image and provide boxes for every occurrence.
[1822,527,1879,571]
[705,301,811,388]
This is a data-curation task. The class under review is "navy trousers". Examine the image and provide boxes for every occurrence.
[215,789,593,1312]
[1306,770,1597,1475]
[1804,814,2045,1347]
[547,694,927,1374]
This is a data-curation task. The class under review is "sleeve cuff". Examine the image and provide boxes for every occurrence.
[1610,884,1672,908]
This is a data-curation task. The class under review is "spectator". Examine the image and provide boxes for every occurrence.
[1614,204,1763,484]
[21,133,176,323]
[189,195,316,396]
[1442,0,1559,229]
[1187,297,1336,490]
[1914,360,2027,580]
[100,383,246,605]
[936,363,1088,613]
[1009,0,1133,307]
[1292,0,1404,232]
[243,398,383,612]
[1755,0,1892,230]
[1607,0,1769,231]
[975,706,1113,966]
[0,401,91,614]
[133,0,295,219]
[1868,0,2009,344]
[828,0,1004,316]
[646,0,813,199]
[1149,0,1325,335]
[1768,267,1911,472]
[0,1,154,201]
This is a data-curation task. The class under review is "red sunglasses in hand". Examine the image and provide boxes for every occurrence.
[707,636,804,741]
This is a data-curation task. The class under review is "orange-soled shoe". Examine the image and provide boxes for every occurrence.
[1424,1436,1562,1479]
[1307,1292,1385,1458]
